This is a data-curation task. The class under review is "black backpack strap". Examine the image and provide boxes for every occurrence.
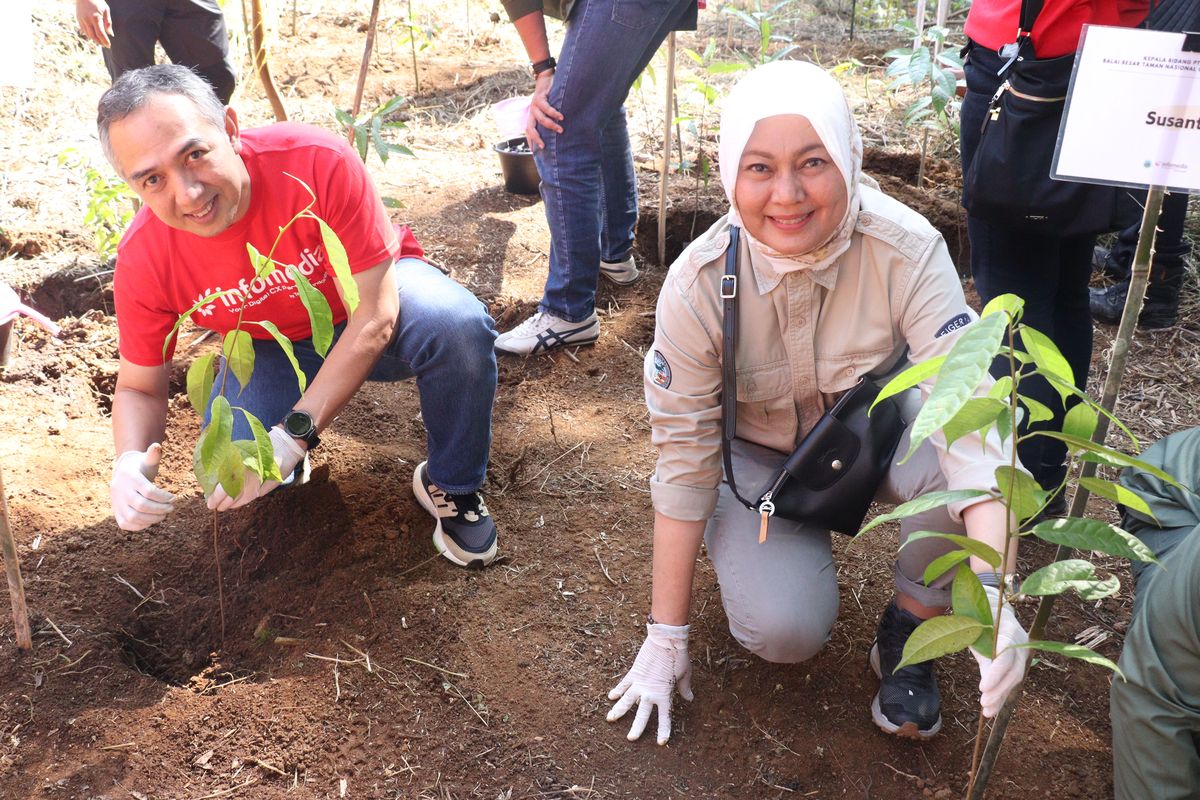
[719,226,755,510]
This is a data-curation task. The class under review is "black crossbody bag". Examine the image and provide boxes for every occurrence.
[719,227,907,538]
[960,0,1133,237]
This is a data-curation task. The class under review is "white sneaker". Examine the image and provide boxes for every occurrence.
[599,255,640,286]
[494,310,600,356]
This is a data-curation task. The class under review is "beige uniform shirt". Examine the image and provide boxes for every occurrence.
[645,184,1011,522]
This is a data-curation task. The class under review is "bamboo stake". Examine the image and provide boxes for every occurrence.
[250,0,288,121]
[657,33,677,267]
[408,0,420,94]
[966,187,1166,800]
[352,0,385,122]
[0,468,32,650]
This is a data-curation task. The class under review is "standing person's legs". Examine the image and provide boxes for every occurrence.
[597,107,639,281]
[102,0,166,80]
[704,440,840,663]
[159,0,237,103]
[534,0,693,323]
[1111,524,1200,800]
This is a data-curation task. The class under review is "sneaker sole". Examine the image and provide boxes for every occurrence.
[868,643,942,740]
[411,467,497,569]
[494,326,600,356]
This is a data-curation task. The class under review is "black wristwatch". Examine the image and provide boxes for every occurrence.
[531,56,556,77]
[282,410,320,450]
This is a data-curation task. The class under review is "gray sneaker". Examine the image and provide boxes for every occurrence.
[412,462,497,568]
[494,310,600,356]
[599,255,640,286]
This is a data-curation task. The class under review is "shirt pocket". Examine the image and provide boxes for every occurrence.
[734,361,797,448]
[815,348,893,394]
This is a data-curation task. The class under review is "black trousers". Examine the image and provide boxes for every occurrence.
[102,0,236,103]
[960,42,1094,489]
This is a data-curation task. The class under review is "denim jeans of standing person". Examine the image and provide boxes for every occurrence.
[204,259,498,494]
[532,0,696,323]
[960,43,1094,491]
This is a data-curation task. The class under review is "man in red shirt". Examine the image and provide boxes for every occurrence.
[101,65,500,568]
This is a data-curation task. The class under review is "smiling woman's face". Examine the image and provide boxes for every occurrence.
[733,114,847,256]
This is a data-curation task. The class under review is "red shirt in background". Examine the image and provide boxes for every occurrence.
[965,0,1149,58]
[114,122,424,367]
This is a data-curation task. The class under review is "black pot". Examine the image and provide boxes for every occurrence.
[493,136,541,195]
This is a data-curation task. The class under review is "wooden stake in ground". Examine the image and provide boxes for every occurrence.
[250,0,289,121]
[351,0,385,123]
[657,33,677,268]
[0,467,32,650]
[966,186,1167,800]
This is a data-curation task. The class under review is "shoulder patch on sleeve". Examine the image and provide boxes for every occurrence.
[935,313,972,338]
[650,349,672,389]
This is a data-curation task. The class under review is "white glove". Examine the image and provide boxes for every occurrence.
[970,585,1030,718]
[206,426,306,512]
[606,622,693,745]
[111,444,176,531]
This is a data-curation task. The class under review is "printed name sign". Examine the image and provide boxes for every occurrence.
[1054,26,1200,193]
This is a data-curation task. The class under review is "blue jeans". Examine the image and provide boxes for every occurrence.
[533,0,696,322]
[961,43,1095,488]
[206,259,498,494]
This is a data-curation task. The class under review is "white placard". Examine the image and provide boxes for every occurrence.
[0,0,33,88]
[1054,26,1200,193]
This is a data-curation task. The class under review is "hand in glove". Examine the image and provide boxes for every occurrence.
[206,426,306,512]
[111,444,176,531]
[606,622,693,745]
[970,585,1030,718]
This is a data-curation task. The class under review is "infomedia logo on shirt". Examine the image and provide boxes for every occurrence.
[191,246,328,317]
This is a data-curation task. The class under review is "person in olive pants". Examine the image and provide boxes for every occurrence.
[1110,427,1200,799]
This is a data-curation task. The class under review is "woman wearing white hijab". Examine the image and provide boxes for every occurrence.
[607,61,1029,745]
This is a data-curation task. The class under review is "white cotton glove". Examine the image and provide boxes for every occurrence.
[970,585,1030,718]
[606,622,693,745]
[206,426,306,512]
[111,444,176,531]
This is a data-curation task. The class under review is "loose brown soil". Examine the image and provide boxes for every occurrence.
[2,4,1197,799]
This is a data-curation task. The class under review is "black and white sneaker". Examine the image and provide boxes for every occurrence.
[869,600,943,739]
[494,311,599,356]
[412,462,497,568]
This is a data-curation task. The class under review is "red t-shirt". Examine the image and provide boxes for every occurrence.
[114,123,424,366]
[965,0,1148,58]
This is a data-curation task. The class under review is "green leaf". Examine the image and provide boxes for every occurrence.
[902,531,1003,568]
[186,353,217,417]
[162,290,234,361]
[200,396,234,478]
[240,411,283,483]
[902,313,1008,462]
[923,550,971,586]
[1062,403,1098,441]
[1029,517,1160,564]
[896,615,984,670]
[987,375,1013,401]
[1012,640,1124,679]
[382,196,403,209]
[246,242,273,278]
[873,356,946,411]
[215,439,245,500]
[192,436,218,496]
[353,126,368,162]
[943,397,1006,448]
[1041,433,1180,487]
[314,217,357,315]
[287,265,334,358]
[952,565,993,627]
[246,320,307,393]
[907,46,933,86]
[1019,394,1055,424]
[1077,477,1156,521]
[222,330,255,391]
[981,293,1024,323]
[1020,559,1121,600]
[1019,325,1074,400]
[995,465,1046,522]
[856,490,990,536]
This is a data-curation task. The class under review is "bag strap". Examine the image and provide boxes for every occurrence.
[1017,0,1046,41]
[719,226,757,511]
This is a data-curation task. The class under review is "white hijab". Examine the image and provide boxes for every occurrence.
[718,60,864,275]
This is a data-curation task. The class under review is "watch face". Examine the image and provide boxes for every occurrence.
[285,411,314,437]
